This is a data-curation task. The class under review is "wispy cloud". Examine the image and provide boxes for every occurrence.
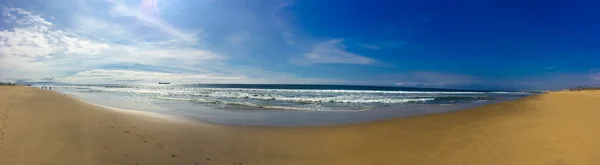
[292,39,376,65]
[106,0,200,44]
[271,2,383,66]
[0,6,341,84]
[0,7,222,83]
[360,44,381,50]
[273,1,297,45]
[2,7,52,30]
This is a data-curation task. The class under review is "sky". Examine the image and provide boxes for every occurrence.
[0,0,599,90]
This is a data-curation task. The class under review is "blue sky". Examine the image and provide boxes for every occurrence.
[0,0,599,90]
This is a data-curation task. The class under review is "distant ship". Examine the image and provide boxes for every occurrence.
[158,82,171,84]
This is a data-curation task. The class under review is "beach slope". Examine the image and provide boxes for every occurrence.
[0,86,599,165]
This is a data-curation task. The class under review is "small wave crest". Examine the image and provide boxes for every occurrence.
[63,85,529,111]
[190,88,489,94]
[153,97,319,111]
[187,92,436,104]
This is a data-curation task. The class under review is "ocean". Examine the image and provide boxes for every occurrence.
[48,84,532,126]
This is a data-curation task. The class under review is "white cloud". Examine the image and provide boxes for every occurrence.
[361,44,381,50]
[0,28,59,57]
[0,7,110,81]
[61,35,110,55]
[2,7,53,31]
[60,69,245,84]
[0,7,208,82]
[0,7,109,58]
[293,39,376,65]
[0,7,339,84]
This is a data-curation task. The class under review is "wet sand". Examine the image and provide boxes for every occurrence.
[0,86,599,165]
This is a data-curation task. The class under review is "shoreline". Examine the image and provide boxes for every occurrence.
[1,86,599,165]
[52,86,531,127]
[11,86,531,128]
[56,90,199,125]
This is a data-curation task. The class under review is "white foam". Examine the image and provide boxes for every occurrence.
[191,88,488,94]
[59,85,527,109]
[59,85,530,97]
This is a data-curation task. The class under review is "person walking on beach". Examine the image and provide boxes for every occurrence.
[49,86,51,90]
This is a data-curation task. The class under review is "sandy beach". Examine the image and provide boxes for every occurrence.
[0,86,599,165]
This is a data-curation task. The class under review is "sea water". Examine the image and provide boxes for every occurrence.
[49,84,532,126]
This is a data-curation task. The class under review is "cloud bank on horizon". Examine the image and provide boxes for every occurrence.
[0,0,599,90]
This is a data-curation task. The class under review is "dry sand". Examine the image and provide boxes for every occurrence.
[0,86,599,165]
